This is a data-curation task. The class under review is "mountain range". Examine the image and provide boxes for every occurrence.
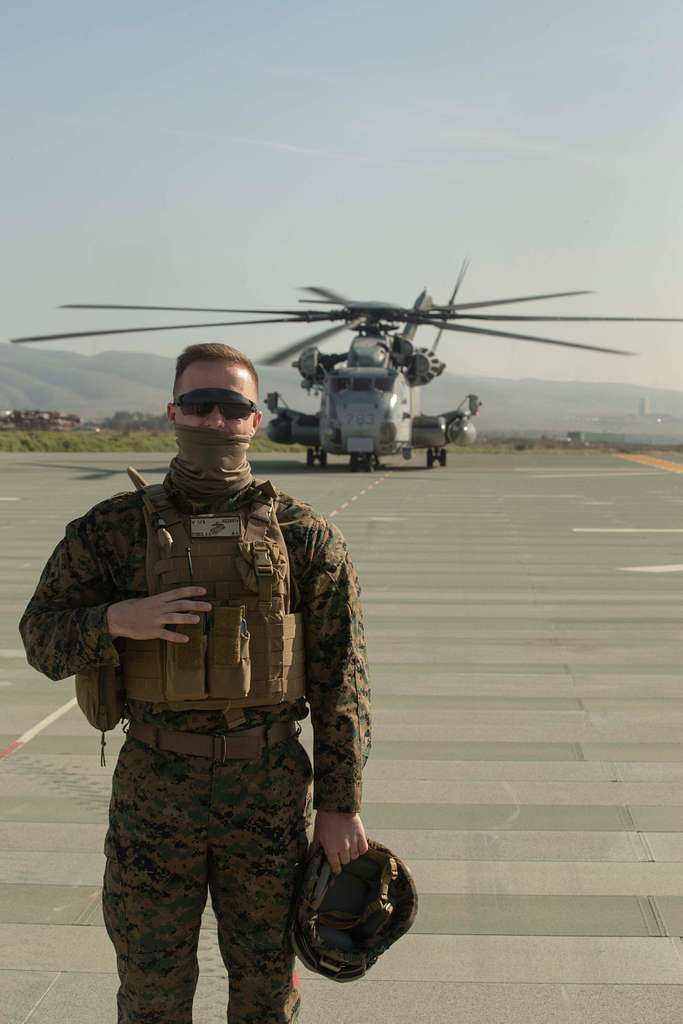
[1,343,682,436]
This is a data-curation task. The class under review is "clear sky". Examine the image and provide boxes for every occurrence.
[3,0,683,390]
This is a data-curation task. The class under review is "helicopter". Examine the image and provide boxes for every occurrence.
[261,284,483,472]
[11,261,683,471]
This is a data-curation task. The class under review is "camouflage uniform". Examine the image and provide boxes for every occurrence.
[20,479,371,1024]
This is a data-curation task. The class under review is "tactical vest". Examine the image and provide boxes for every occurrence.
[118,480,306,711]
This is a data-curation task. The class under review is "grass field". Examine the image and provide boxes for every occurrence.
[0,431,305,453]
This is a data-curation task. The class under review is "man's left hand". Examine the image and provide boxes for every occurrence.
[312,810,369,876]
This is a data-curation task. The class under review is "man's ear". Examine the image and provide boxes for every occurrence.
[167,401,176,423]
[251,410,263,436]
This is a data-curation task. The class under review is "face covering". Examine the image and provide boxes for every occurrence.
[166,424,253,498]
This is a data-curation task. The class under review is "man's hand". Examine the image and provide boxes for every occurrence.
[312,810,369,876]
[106,587,212,643]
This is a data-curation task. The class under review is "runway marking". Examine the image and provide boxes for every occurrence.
[329,476,387,518]
[520,471,658,479]
[615,453,683,474]
[620,564,683,573]
[515,468,656,475]
[0,497,19,501]
[573,528,683,533]
[0,696,77,761]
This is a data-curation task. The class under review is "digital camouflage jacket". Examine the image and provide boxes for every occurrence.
[19,479,371,813]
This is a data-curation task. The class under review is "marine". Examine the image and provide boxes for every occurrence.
[19,342,371,1024]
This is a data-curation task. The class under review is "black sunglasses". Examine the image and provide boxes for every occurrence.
[175,388,257,419]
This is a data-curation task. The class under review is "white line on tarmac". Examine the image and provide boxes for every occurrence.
[620,564,683,573]
[514,468,656,475]
[573,528,683,533]
[329,475,387,518]
[521,471,658,479]
[0,696,77,761]
[0,497,20,501]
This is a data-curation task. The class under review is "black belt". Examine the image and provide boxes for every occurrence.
[127,719,297,763]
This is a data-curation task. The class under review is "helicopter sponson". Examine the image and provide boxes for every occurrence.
[411,412,477,448]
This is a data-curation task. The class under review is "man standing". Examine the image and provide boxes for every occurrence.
[20,342,371,1024]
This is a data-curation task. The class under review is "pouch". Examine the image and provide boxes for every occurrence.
[207,604,251,698]
[164,621,208,701]
[75,664,125,731]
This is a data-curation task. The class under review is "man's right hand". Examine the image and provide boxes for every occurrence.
[106,587,212,643]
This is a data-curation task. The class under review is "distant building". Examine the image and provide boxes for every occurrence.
[0,410,81,431]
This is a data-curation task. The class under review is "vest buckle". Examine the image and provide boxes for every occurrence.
[253,545,274,577]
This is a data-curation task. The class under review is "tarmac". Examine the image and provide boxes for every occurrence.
[2,447,683,1023]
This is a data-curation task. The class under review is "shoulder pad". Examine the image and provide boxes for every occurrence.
[253,478,278,499]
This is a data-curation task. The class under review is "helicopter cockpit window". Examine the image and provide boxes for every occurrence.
[330,378,350,392]
[352,378,373,391]
[374,377,395,393]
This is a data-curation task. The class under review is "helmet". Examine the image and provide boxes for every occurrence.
[291,838,418,982]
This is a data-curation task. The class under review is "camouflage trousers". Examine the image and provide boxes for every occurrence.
[103,732,312,1024]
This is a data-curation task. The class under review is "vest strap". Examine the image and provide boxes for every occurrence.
[253,542,274,610]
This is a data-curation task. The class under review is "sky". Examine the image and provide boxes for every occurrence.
[2,0,683,392]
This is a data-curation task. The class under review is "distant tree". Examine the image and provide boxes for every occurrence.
[101,411,170,432]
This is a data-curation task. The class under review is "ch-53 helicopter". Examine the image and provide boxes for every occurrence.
[11,261,683,471]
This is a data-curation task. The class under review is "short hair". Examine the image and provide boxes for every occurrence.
[173,343,259,397]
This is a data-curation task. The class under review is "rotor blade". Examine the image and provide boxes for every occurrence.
[432,259,469,353]
[413,318,634,356]
[448,257,471,306]
[299,286,352,305]
[60,303,310,314]
[434,290,595,311]
[10,317,324,344]
[452,314,683,323]
[261,320,362,366]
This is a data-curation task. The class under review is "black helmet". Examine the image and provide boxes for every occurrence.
[292,838,418,982]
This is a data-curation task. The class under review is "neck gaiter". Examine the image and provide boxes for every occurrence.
[166,424,253,498]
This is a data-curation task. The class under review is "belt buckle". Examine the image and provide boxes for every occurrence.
[213,734,228,764]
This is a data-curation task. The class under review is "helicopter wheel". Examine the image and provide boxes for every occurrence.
[438,449,447,467]
[319,450,328,467]
[349,454,359,472]
[306,448,315,467]
[427,449,435,469]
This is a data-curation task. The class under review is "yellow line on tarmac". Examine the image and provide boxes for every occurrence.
[615,453,683,474]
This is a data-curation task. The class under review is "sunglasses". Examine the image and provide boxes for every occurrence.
[175,388,258,419]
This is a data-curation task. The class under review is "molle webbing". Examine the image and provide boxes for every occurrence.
[119,481,306,711]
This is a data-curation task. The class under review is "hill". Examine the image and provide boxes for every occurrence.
[1,343,681,436]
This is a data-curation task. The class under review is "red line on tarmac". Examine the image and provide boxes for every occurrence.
[0,740,23,761]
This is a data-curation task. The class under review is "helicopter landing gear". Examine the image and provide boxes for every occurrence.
[306,447,327,467]
[350,453,374,473]
[427,447,447,468]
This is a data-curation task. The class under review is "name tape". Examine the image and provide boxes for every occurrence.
[190,516,242,539]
